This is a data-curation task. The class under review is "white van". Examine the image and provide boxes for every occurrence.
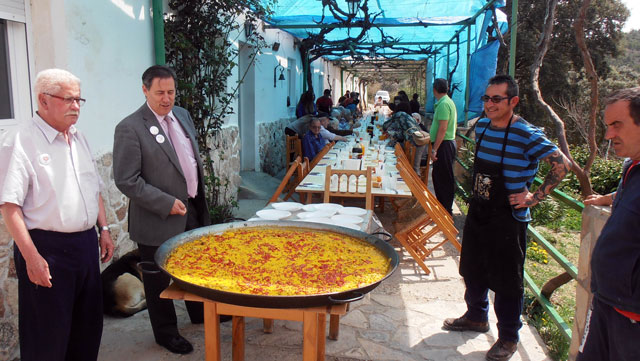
[375,90,390,103]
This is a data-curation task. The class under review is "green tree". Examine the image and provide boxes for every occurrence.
[164,0,272,223]
[497,0,628,142]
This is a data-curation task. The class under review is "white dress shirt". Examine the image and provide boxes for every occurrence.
[319,125,337,142]
[0,114,102,232]
[146,104,198,197]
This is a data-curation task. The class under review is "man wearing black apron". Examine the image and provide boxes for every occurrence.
[443,75,571,361]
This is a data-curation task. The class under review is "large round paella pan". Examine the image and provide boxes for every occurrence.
[155,220,398,308]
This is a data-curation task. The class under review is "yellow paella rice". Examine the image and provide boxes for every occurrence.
[165,227,391,296]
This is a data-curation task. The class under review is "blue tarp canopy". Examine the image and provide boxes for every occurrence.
[263,0,509,122]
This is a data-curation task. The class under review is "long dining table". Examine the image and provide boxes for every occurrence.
[294,122,413,201]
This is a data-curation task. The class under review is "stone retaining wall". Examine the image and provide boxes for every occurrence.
[258,118,290,176]
[0,125,241,359]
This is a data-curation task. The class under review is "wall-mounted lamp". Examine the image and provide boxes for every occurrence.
[346,0,360,17]
[244,22,254,38]
[274,61,285,88]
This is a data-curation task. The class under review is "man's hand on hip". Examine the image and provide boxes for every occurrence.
[170,199,187,216]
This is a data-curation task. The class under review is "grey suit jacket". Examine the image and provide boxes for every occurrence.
[113,104,211,246]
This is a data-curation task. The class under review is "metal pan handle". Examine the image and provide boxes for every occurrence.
[224,217,247,223]
[137,261,162,275]
[328,291,364,304]
[370,231,393,243]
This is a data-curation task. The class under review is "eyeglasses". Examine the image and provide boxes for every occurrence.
[481,95,510,103]
[44,93,86,107]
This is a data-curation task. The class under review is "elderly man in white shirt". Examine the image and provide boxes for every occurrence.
[318,116,347,143]
[0,69,113,361]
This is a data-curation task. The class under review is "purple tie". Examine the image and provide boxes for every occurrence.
[164,116,198,198]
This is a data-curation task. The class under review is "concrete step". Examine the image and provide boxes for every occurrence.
[237,171,281,201]
[235,171,283,220]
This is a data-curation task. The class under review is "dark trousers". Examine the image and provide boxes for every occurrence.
[138,198,204,343]
[432,140,456,215]
[462,278,524,343]
[15,229,103,361]
[577,297,640,361]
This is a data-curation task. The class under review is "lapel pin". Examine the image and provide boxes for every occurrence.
[155,134,165,144]
[38,153,51,166]
[149,126,159,135]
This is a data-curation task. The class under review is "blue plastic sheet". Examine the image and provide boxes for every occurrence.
[263,0,509,121]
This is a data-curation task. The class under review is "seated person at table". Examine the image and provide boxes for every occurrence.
[302,118,325,160]
[327,117,357,137]
[345,92,358,113]
[285,114,313,137]
[319,116,348,142]
[383,100,427,173]
[296,90,317,118]
[316,89,333,114]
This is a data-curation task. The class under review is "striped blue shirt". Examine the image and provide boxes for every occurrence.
[475,117,558,222]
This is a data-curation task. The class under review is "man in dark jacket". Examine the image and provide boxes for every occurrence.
[578,87,640,361]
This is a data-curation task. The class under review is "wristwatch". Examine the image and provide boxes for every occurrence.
[99,225,110,233]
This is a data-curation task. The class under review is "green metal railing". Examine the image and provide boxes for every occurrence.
[454,133,584,341]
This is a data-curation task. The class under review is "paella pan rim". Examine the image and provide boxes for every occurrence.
[154,220,399,309]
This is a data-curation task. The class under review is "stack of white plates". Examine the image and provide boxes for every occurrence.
[338,207,368,216]
[256,209,291,220]
[313,203,343,212]
[271,202,303,211]
[297,210,336,219]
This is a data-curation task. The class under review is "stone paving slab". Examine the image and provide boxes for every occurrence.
[99,242,551,361]
[99,171,552,360]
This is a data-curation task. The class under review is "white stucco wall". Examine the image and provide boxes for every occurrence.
[63,0,155,154]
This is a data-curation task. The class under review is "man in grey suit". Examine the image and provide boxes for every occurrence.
[113,65,211,354]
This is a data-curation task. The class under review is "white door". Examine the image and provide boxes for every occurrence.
[238,42,256,171]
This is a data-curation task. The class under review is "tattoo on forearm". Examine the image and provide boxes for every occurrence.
[529,151,570,206]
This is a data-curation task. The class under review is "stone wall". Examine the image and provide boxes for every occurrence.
[257,118,290,176]
[0,216,18,361]
[207,126,242,203]
[0,125,241,359]
[569,205,611,360]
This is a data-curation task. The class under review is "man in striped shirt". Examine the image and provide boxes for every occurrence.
[442,75,571,361]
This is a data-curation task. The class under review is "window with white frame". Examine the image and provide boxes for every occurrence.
[0,17,32,132]
[0,20,12,119]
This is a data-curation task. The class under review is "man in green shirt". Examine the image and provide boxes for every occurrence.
[430,78,457,214]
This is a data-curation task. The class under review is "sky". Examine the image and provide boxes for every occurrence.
[621,0,639,32]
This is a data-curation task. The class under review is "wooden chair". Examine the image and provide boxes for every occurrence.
[267,156,301,204]
[404,141,432,186]
[284,156,311,203]
[308,141,335,170]
[393,150,460,275]
[285,134,302,170]
[323,165,372,340]
[404,141,416,167]
[323,165,373,210]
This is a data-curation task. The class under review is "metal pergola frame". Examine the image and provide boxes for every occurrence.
[261,0,517,123]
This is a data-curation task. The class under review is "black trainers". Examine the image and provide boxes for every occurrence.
[442,315,490,332]
[486,339,518,361]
